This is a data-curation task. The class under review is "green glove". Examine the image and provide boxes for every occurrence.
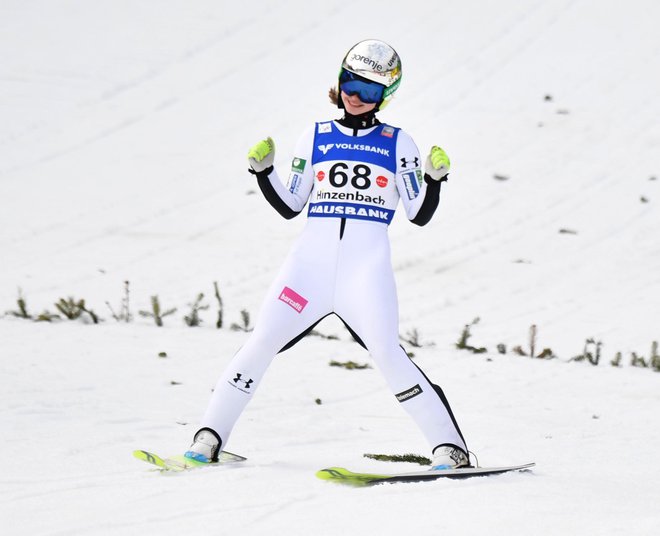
[425,146,450,181]
[248,137,275,173]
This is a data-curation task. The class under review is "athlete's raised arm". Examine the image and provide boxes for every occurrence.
[247,127,315,219]
[395,131,450,226]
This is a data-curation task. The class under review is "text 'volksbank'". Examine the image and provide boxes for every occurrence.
[318,143,390,156]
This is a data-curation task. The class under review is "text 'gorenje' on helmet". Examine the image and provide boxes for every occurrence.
[341,39,402,106]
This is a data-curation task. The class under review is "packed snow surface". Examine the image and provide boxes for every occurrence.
[1,1,659,534]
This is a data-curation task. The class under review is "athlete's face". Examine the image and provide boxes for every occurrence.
[341,91,378,116]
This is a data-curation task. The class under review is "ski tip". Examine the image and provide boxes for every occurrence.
[316,467,387,487]
[316,467,349,479]
[133,449,168,468]
[133,449,152,460]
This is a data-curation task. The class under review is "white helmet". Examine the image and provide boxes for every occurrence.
[340,39,402,109]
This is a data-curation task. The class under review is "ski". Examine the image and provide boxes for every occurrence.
[133,449,247,472]
[316,462,535,486]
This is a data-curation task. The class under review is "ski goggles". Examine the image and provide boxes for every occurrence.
[339,69,385,104]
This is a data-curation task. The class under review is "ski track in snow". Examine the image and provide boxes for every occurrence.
[1,1,659,535]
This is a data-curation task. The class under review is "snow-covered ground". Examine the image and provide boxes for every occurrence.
[1,1,659,534]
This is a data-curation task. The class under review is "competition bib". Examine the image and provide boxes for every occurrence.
[308,122,400,225]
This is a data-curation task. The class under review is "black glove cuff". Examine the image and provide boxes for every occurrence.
[424,172,449,184]
[248,165,274,180]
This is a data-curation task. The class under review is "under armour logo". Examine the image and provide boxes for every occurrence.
[233,373,253,389]
[318,144,334,155]
[400,157,420,168]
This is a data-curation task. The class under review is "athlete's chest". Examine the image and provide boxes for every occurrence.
[306,122,401,225]
[310,122,399,199]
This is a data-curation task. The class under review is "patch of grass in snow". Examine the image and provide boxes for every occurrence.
[363,453,432,466]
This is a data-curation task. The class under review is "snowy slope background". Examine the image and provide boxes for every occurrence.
[1,0,659,534]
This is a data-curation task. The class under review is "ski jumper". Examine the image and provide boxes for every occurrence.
[200,118,467,454]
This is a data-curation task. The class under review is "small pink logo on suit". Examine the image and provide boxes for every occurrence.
[278,286,308,313]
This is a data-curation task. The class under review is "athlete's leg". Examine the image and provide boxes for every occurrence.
[199,223,336,445]
[335,223,467,452]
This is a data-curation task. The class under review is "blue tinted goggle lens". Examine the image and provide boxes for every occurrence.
[339,71,385,104]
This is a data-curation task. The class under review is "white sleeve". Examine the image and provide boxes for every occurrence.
[260,125,315,214]
[394,129,427,220]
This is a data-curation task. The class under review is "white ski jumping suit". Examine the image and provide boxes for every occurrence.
[200,118,467,454]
